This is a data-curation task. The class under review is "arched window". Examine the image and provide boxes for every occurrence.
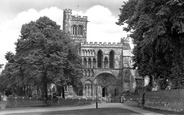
[93,50,95,56]
[75,25,78,35]
[78,25,83,35]
[97,50,103,68]
[109,50,115,68]
[88,58,91,68]
[93,58,96,68]
[84,81,92,97]
[84,58,87,68]
[85,50,87,56]
[104,57,108,68]
[86,50,88,56]
[88,50,90,56]
[72,25,77,35]
[83,69,85,76]
[90,50,93,56]
[92,70,94,77]
[82,50,84,56]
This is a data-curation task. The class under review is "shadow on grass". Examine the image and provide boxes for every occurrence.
[9,108,140,115]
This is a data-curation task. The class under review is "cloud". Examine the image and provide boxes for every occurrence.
[85,5,127,42]
[0,5,128,70]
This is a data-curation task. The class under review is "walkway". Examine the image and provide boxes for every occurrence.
[120,103,163,115]
[0,103,163,115]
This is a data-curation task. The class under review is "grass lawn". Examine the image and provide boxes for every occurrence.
[9,108,140,115]
[143,107,184,115]
[123,101,184,114]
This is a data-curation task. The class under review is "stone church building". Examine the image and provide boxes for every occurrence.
[62,9,142,98]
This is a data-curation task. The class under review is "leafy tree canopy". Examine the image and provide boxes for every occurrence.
[117,0,184,89]
[0,16,82,96]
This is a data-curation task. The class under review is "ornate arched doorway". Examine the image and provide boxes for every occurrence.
[94,73,117,98]
[84,80,92,97]
[102,87,107,97]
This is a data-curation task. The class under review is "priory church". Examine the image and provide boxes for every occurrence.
[62,9,143,98]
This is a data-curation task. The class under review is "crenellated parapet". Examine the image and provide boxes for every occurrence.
[71,16,88,22]
[81,41,124,48]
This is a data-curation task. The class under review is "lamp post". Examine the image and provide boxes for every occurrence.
[94,79,98,109]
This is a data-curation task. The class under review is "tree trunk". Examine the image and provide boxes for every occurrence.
[43,82,48,99]
[42,74,48,100]
[62,86,65,99]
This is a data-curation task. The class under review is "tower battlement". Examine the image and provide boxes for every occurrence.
[63,9,72,13]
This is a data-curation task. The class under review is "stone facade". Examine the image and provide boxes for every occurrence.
[63,9,139,98]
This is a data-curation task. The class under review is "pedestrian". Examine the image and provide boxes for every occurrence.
[2,93,7,101]
[121,96,125,103]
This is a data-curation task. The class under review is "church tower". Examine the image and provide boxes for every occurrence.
[63,9,88,43]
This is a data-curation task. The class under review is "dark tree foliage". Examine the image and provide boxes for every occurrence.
[0,17,82,97]
[117,0,184,89]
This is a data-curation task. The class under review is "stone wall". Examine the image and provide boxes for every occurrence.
[145,89,184,112]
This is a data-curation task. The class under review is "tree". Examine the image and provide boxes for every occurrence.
[0,52,17,92]
[5,52,15,63]
[0,17,82,98]
[117,0,184,89]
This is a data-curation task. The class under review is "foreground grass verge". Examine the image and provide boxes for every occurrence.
[8,108,139,115]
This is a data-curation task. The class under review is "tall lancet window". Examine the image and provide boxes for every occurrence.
[104,57,108,68]
[97,50,103,68]
[78,25,83,35]
[73,25,77,35]
[109,50,115,68]
[88,58,91,68]
[84,58,87,68]
[93,58,96,68]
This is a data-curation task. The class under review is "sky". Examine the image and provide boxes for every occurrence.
[0,0,130,70]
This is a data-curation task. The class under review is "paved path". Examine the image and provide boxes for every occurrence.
[0,103,163,115]
[120,103,163,115]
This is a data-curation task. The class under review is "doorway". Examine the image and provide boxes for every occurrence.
[102,87,107,97]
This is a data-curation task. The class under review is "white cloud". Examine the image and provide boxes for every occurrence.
[85,5,127,42]
[0,5,128,70]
